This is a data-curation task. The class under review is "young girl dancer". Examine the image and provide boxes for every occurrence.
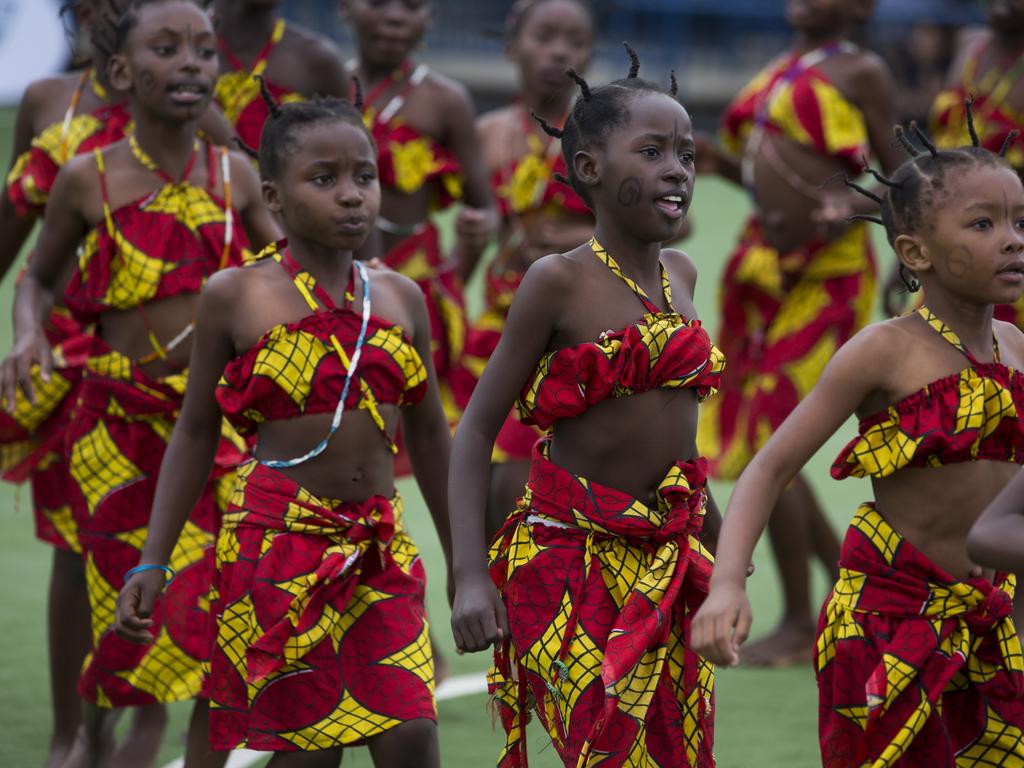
[450,48,721,767]
[693,115,1024,766]
[343,0,495,423]
[695,0,904,666]
[467,0,595,537]
[116,86,454,768]
[213,0,347,152]
[0,1,279,765]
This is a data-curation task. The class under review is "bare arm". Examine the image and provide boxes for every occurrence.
[691,325,895,665]
[694,131,743,187]
[230,152,282,249]
[448,255,568,652]
[396,275,453,576]
[442,81,497,283]
[0,81,50,281]
[115,271,238,642]
[967,469,1024,574]
[1,159,91,407]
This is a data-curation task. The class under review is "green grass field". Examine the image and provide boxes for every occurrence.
[0,105,890,767]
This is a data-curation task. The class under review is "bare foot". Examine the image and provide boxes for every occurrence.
[57,727,113,768]
[43,740,74,768]
[739,620,816,668]
[108,704,167,768]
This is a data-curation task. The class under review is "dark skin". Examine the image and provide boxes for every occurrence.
[213,0,347,99]
[0,5,278,767]
[693,164,1024,667]
[884,0,1024,316]
[342,0,496,282]
[1,1,279,412]
[694,0,903,666]
[0,0,233,285]
[450,93,726,653]
[114,119,452,768]
[475,0,595,538]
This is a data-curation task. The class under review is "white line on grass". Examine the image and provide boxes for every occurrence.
[160,672,488,768]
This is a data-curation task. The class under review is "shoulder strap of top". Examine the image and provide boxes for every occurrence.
[59,70,90,164]
[362,61,429,128]
[273,247,356,312]
[219,17,285,74]
[590,237,672,314]
[217,146,234,270]
[917,306,1000,365]
[93,148,116,238]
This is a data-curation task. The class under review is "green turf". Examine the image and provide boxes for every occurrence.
[0,104,889,767]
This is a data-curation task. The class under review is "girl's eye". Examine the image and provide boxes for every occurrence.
[971,218,992,230]
[1016,218,1024,230]
[198,46,216,59]
[154,45,175,56]
[680,152,695,164]
[313,174,334,186]
[640,147,659,158]
[358,172,377,184]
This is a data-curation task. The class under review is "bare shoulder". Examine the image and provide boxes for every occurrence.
[227,149,261,182]
[525,247,586,292]
[848,48,896,91]
[660,247,698,294]
[20,74,77,122]
[840,316,914,367]
[424,68,474,112]
[57,150,102,197]
[368,264,422,302]
[994,319,1024,367]
[477,104,516,132]
[282,22,346,92]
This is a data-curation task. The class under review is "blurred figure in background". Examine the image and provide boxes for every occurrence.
[695,0,904,667]
[465,0,595,541]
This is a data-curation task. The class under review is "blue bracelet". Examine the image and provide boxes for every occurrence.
[124,564,176,583]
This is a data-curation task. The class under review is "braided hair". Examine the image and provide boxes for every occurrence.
[847,98,1020,293]
[532,42,682,205]
[247,76,376,182]
[92,0,210,56]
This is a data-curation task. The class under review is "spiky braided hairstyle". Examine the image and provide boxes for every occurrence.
[532,42,682,206]
[847,97,1020,292]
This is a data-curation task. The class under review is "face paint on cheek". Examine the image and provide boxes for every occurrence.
[617,177,643,207]
[138,70,158,95]
[947,244,974,278]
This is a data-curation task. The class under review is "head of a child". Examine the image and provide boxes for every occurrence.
[505,0,594,105]
[106,0,218,122]
[785,0,874,37]
[258,86,381,253]
[342,0,431,71]
[543,45,693,245]
[987,0,1024,36]
[861,118,1024,308]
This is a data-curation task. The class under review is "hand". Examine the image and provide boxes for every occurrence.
[694,132,722,176]
[0,330,53,412]
[454,206,494,258]
[690,582,752,667]
[450,572,509,654]
[882,262,908,318]
[115,569,167,644]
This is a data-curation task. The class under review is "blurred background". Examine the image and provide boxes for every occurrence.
[0,1,1002,766]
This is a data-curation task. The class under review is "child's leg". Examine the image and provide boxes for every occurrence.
[183,699,227,768]
[367,719,439,768]
[60,704,119,768]
[267,749,343,767]
[485,461,530,542]
[742,472,837,666]
[46,548,91,768]
[108,703,167,768]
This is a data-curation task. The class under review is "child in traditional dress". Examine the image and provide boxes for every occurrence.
[343,0,496,424]
[693,113,1024,766]
[213,0,347,152]
[117,83,453,768]
[0,1,279,765]
[467,0,595,538]
[450,47,721,767]
[694,0,905,667]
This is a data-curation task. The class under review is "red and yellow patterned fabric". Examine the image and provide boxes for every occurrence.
[518,239,724,429]
[216,242,427,437]
[209,460,435,751]
[381,222,474,421]
[5,69,131,218]
[462,271,543,462]
[488,438,715,767]
[65,142,249,324]
[930,37,1024,171]
[215,19,304,153]
[719,42,868,173]
[70,339,246,707]
[832,306,1024,479]
[0,309,93,552]
[816,503,1024,767]
[699,219,875,479]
